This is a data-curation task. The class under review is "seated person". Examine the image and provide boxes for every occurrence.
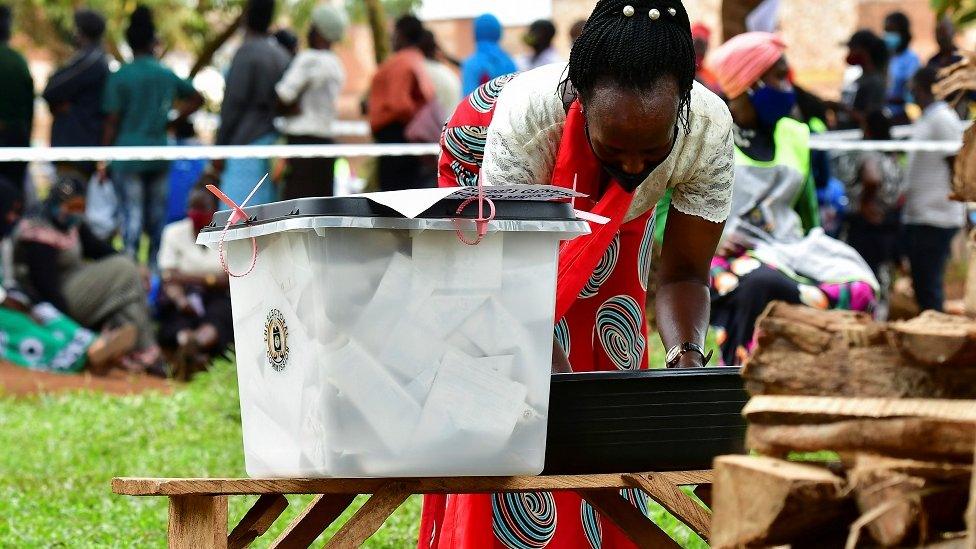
[12,176,163,376]
[0,176,135,373]
[705,33,879,365]
[157,188,232,379]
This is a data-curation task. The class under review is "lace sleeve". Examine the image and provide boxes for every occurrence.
[480,67,566,186]
[670,121,735,223]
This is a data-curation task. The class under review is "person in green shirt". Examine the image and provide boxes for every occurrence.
[0,5,34,190]
[100,6,202,271]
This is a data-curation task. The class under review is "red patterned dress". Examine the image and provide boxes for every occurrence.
[420,62,734,548]
[420,76,656,549]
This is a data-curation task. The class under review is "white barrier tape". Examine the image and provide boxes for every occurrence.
[0,138,961,162]
[809,138,961,153]
[0,143,441,163]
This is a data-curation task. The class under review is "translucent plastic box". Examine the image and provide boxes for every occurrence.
[199,196,588,478]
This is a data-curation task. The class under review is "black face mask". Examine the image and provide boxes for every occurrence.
[584,119,678,193]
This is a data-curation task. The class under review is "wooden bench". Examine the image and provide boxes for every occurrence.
[113,471,713,548]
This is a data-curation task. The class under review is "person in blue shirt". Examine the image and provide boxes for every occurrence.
[460,14,517,95]
[884,11,920,124]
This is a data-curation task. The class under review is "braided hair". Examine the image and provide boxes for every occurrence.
[564,0,696,132]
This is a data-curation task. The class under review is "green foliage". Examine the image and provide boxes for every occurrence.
[0,356,707,547]
[931,0,976,28]
[345,0,423,22]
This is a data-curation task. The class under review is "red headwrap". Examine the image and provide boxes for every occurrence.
[705,31,787,99]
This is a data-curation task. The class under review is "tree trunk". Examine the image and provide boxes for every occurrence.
[720,0,765,41]
[363,0,390,65]
[190,11,246,78]
[711,455,852,548]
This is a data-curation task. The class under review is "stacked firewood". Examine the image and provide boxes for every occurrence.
[933,49,976,203]
[711,303,976,548]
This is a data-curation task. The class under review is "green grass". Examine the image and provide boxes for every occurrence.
[0,358,708,548]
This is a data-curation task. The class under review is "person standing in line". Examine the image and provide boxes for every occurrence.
[43,9,110,181]
[929,16,962,70]
[273,28,299,59]
[461,14,517,95]
[367,15,434,191]
[883,11,921,125]
[419,30,461,125]
[903,66,966,313]
[833,30,889,130]
[101,5,203,272]
[275,3,348,200]
[0,5,34,193]
[518,19,562,71]
[215,0,290,207]
[834,110,904,288]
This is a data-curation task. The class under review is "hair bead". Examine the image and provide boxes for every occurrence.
[649,8,661,20]
[623,5,635,17]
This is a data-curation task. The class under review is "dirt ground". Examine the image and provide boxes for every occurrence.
[0,361,174,397]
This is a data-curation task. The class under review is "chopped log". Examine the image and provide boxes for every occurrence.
[710,455,853,549]
[891,312,976,368]
[966,230,976,319]
[848,455,971,547]
[744,397,976,461]
[745,303,976,399]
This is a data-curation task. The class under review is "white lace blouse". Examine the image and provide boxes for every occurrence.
[480,63,735,223]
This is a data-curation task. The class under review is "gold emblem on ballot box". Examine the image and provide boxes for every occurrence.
[264,309,289,372]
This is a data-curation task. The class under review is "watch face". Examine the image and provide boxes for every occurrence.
[666,346,681,363]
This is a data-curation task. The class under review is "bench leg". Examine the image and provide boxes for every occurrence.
[323,485,411,549]
[578,489,680,549]
[168,495,228,549]
[271,494,356,549]
[624,473,712,540]
[228,494,289,549]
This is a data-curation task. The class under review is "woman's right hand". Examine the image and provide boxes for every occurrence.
[552,337,572,374]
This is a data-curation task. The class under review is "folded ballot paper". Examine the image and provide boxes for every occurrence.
[357,184,585,219]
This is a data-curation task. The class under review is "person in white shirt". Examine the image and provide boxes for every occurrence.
[157,188,232,379]
[517,19,563,71]
[902,66,966,313]
[419,29,461,125]
[275,4,348,199]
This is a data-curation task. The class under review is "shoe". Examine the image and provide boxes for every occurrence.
[87,324,138,375]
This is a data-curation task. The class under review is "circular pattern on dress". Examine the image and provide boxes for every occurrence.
[580,501,603,548]
[469,74,517,113]
[442,126,488,169]
[449,161,480,187]
[492,492,558,549]
[596,295,647,371]
[19,338,45,365]
[554,318,571,359]
[638,214,655,292]
[580,235,620,299]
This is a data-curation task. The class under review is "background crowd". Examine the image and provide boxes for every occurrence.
[0,0,971,377]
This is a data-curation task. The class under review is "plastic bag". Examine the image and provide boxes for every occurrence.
[85,174,118,241]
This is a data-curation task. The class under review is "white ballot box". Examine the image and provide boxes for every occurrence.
[198,188,588,478]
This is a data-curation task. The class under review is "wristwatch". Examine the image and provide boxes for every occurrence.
[666,342,713,368]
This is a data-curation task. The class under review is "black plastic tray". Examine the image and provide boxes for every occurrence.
[204,196,577,232]
[543,368,748,474]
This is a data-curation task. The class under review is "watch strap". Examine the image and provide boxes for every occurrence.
[666,342,713,368]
